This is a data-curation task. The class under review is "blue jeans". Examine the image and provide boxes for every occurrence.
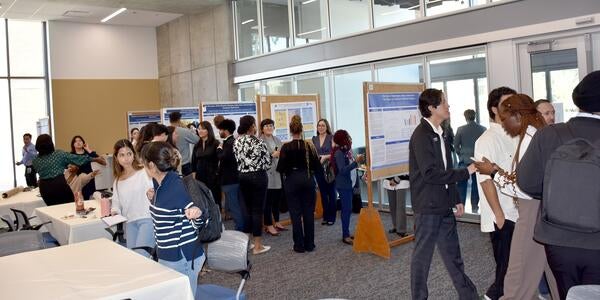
[125,218,155,257]
[337,188,353,238]
[222,183,245,231]
[159,251,205,295]
[316,173,337,223]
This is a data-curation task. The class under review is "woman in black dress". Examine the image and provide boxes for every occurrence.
[191,121,221,209]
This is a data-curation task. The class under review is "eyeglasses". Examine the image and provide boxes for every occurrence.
[263,124,275,128]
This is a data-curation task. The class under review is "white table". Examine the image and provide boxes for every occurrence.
[0,238,194,300]
[34,200,113,245]
[0,189,46,229]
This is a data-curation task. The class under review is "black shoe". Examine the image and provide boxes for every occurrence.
[305,245,315,252]
[397,232,409,238]
[388,228,397,233]
[342,238,353,245]
[321,221,328,225]
[327,222,335,226]
[293,246,305,253]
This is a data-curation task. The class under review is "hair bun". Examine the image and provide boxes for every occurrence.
[291,115,301,124]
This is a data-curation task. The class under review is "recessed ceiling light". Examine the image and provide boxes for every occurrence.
[101,7,127,23]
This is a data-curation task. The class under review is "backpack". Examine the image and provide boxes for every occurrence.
[541,125,600,233]
[322,159,336,183]
[182,174,223,243]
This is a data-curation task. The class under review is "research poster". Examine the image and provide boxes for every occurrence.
[201,102,258,134]
[270,101,317,141]
[127,110,161,139]
[161,107,200,127]
[366,92,420,178]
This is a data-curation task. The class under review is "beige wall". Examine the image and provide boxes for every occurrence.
[157,3,236,107]
[52,79,160,155]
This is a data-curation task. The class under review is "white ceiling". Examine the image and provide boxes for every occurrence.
[0,0,225,27]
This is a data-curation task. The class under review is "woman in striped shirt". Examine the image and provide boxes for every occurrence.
[141,141,207,294]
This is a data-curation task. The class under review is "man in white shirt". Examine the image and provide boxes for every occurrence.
[474,87,519,300]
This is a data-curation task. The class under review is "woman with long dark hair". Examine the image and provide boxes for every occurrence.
[312,118,337,226]
[32,134,103,206]
[234,115,272,255]
[192,121,221,208]
[70,135,107,199]
[277,115,322,253]
[331,129,365,245]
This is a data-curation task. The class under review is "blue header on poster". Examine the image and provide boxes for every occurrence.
[368,92,419,108]
[203,102,257,116]
[128,113,161,124]
[163,108,199,121]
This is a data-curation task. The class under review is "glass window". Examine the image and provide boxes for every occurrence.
[373,0,420,28]
[0,79,11,190]
[263,0,290,53]
[238,83,257,102]
[532,71,547,101]
[332,66,372,148]
[376,60,423,83]
[293,0,328,45]
[8,20,44,77]
[0,20,7,77]
[425,0,469,16]
[236,0,261,59]
[476,77,489,127]
[329,0,370,38]
[265,78,293,94]
[296,72,330,120]
[11,79,48,187]
[429,50,487,131]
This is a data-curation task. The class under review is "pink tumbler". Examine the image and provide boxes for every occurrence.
[100,198,111,217]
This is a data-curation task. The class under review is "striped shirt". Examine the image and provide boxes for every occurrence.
[150,171,207,262]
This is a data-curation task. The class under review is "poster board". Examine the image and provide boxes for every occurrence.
[160,107,200,127]
[256,94,320,142]
[200,101,258,135]
[126,110,161,139]
[363,82,424,181]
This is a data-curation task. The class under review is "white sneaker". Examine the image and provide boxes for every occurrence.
[253,245,271,255]
[249,243,254,250]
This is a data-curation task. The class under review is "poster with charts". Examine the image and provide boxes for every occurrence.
[270,101,317,141]
[366,92,420,179]
[127,110,161,139]
[161,107,200,127]
[201,102,258,136]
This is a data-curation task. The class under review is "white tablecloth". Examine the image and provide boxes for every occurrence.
[0,189,46,229]
[0,238,194,300]
[34,200,113,245]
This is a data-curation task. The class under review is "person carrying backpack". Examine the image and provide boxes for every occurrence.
[516,71,600,300]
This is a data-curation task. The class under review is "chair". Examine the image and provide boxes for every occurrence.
[567,285,600,300]
[196,230,251,300]
[0,230,46,257]
[104,223,126,243]
[132,245,158,261]
[1,214,15,232]
[10,208,50,231]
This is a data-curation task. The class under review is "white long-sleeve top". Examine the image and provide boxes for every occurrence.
[111,169,153,222]
[493,125,536,200]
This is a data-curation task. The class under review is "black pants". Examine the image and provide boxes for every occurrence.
[283,170,316,251]
[38,175,74,206]
[264,188,282,225]
[239,171,268,237]
[486,220,515,300]
[545,244,600,300]
[411,211,478,300]
[24,166,37,187]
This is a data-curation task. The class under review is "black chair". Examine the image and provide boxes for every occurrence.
[132,245,158,261]
[0,230,46,257]
[1,215,15,232]
[10,208,50,231]
[104,222,126,243]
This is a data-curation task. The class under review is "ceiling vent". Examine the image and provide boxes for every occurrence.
[63,10,92,17]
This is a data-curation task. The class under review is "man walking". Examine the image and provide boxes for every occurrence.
[409,88,478,300]
[15,133,38,187]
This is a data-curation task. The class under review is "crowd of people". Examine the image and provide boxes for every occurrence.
[12,71,600,298]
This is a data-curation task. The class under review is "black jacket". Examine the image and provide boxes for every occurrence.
[409,118,469,215]
[192,139,220,187]
[517,117,600,250]
[217,135,239,185]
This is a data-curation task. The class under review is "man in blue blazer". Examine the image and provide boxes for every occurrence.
[409,88,478,300]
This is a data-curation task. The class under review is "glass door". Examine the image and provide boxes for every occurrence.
[518,35,592,122]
